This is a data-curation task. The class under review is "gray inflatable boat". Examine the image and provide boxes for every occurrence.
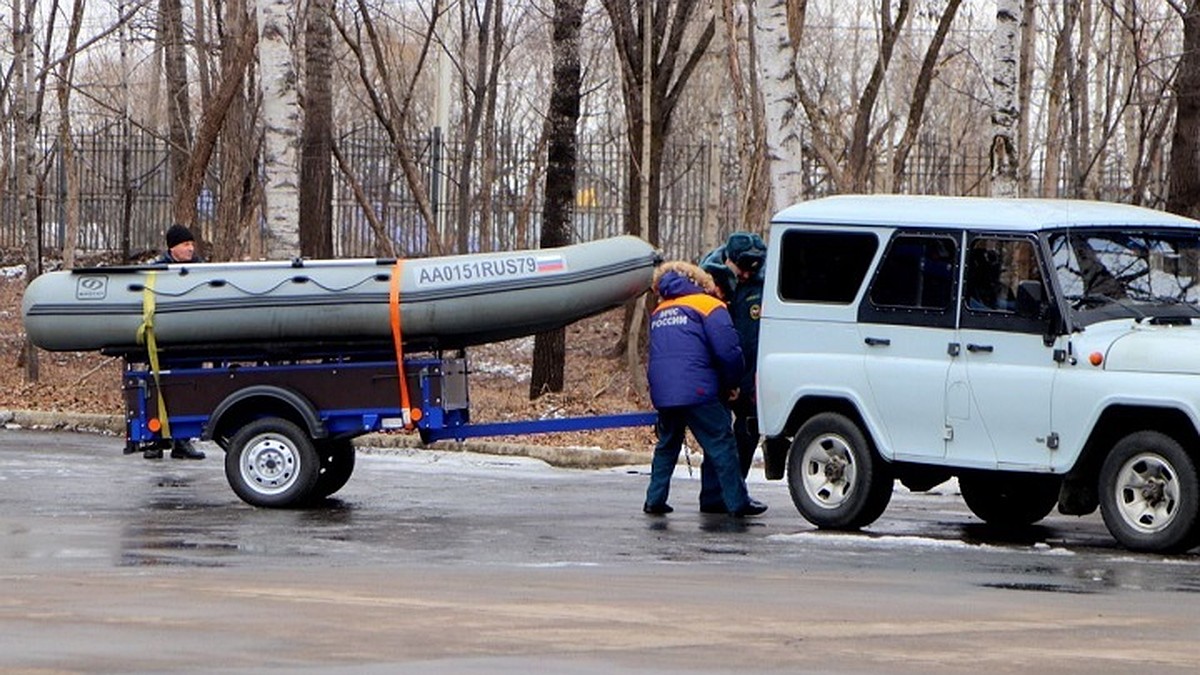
[22,235,658,353]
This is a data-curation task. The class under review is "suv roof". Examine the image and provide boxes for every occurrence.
[771,195,1200,233]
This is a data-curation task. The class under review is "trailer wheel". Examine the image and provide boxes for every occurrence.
[225,417,319,508]
[312,439,356,500]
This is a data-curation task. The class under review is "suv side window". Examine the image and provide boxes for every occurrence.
[961,236,1049,333]
[861,233,958,328]
[777,229,878,304]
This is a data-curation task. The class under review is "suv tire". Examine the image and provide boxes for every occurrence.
[1099,431,1200,553]
[787,412,893,529]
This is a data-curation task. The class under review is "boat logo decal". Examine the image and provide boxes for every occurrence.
[414,254,568,288]
[75,275,109,300]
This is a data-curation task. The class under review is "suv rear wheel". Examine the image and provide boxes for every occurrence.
[787,412,893,529]
[1099,431,1200,553]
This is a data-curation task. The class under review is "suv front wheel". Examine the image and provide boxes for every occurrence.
[787,412,893,529]
[1099,431,1200,553]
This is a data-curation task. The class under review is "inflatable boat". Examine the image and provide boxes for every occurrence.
[22,235,657,353]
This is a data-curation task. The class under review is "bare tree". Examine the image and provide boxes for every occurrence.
[600,0,715,246]
[891,0,965,188]
[530,0,584,399]
[300,0,334,258]
[452,0,504,254]
[1168,0,1200,218]
[212,0,260,260]
[13,0,41,380]
[334,0,445,254]
[161,0,193,202]
[56,0,87,269]
[173,17,259,234]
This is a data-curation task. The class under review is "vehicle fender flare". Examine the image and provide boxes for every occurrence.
[203,385,326,442]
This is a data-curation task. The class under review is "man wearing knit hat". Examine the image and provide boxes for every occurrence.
[155,223,205,264]
[146,224,207,460]
[698,232,767,490]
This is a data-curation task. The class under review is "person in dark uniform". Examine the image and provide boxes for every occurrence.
[642,260,767,518]
[700,232,766,489]
[144,224,206,460]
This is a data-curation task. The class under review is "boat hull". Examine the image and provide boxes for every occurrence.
[22,236,657,352]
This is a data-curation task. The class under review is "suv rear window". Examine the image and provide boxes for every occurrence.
[777,230,878,303]
[869,234,958,311]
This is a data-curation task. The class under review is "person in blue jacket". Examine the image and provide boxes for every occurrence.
[643,261,767,517]
[700,232,766,486]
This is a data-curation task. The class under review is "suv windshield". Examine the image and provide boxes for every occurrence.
[1048,229,1200,325]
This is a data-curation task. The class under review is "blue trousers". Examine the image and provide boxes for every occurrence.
[645,401,751,512]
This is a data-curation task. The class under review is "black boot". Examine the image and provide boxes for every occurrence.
[170,439,205,460]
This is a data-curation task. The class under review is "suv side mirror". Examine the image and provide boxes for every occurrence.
[1016,280,1045,319]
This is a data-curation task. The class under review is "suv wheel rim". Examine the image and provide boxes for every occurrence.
[801,433,857,509]
[1113,452,1179,535]
[240,434,298,496]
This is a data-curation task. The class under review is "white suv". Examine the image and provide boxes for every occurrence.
[757,195,1200,553]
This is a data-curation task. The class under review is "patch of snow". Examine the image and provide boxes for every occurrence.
[2,265,26,279]
[768,530,1075,555]
[471,357,529,382]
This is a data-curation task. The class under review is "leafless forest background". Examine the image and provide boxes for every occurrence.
[3,0,1200,395]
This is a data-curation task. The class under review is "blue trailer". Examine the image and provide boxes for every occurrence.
[119,344,656,507]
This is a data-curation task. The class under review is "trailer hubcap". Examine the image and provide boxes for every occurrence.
[240,434,298,495]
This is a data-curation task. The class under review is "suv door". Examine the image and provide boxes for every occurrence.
[858,232,959,461]
[948,235,1057,469]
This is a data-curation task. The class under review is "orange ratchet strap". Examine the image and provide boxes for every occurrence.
[388,260,417,429]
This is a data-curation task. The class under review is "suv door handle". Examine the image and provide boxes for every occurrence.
[966,343,994,353]
[864,337,891,346]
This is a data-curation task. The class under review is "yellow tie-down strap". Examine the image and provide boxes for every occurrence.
[135,271,172,439]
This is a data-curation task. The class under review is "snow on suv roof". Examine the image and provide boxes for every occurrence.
[771,195,1200,233]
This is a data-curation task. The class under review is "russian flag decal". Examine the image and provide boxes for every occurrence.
[536,256,567,273]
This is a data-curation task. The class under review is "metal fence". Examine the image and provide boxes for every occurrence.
[0,123,1170,265]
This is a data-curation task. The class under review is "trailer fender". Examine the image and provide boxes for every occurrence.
[204,385,326,444]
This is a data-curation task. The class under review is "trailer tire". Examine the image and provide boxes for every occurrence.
[225,417,320,508]
[312,439,356,500]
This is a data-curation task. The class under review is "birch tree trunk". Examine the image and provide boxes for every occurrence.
[990,0,1021,198]
[754,0,807,214]
[256,0,302,258]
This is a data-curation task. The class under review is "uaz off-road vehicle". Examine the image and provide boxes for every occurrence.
[757,195,1200,553]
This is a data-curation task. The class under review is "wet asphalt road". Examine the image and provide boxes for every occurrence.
[1,428,1199,674]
